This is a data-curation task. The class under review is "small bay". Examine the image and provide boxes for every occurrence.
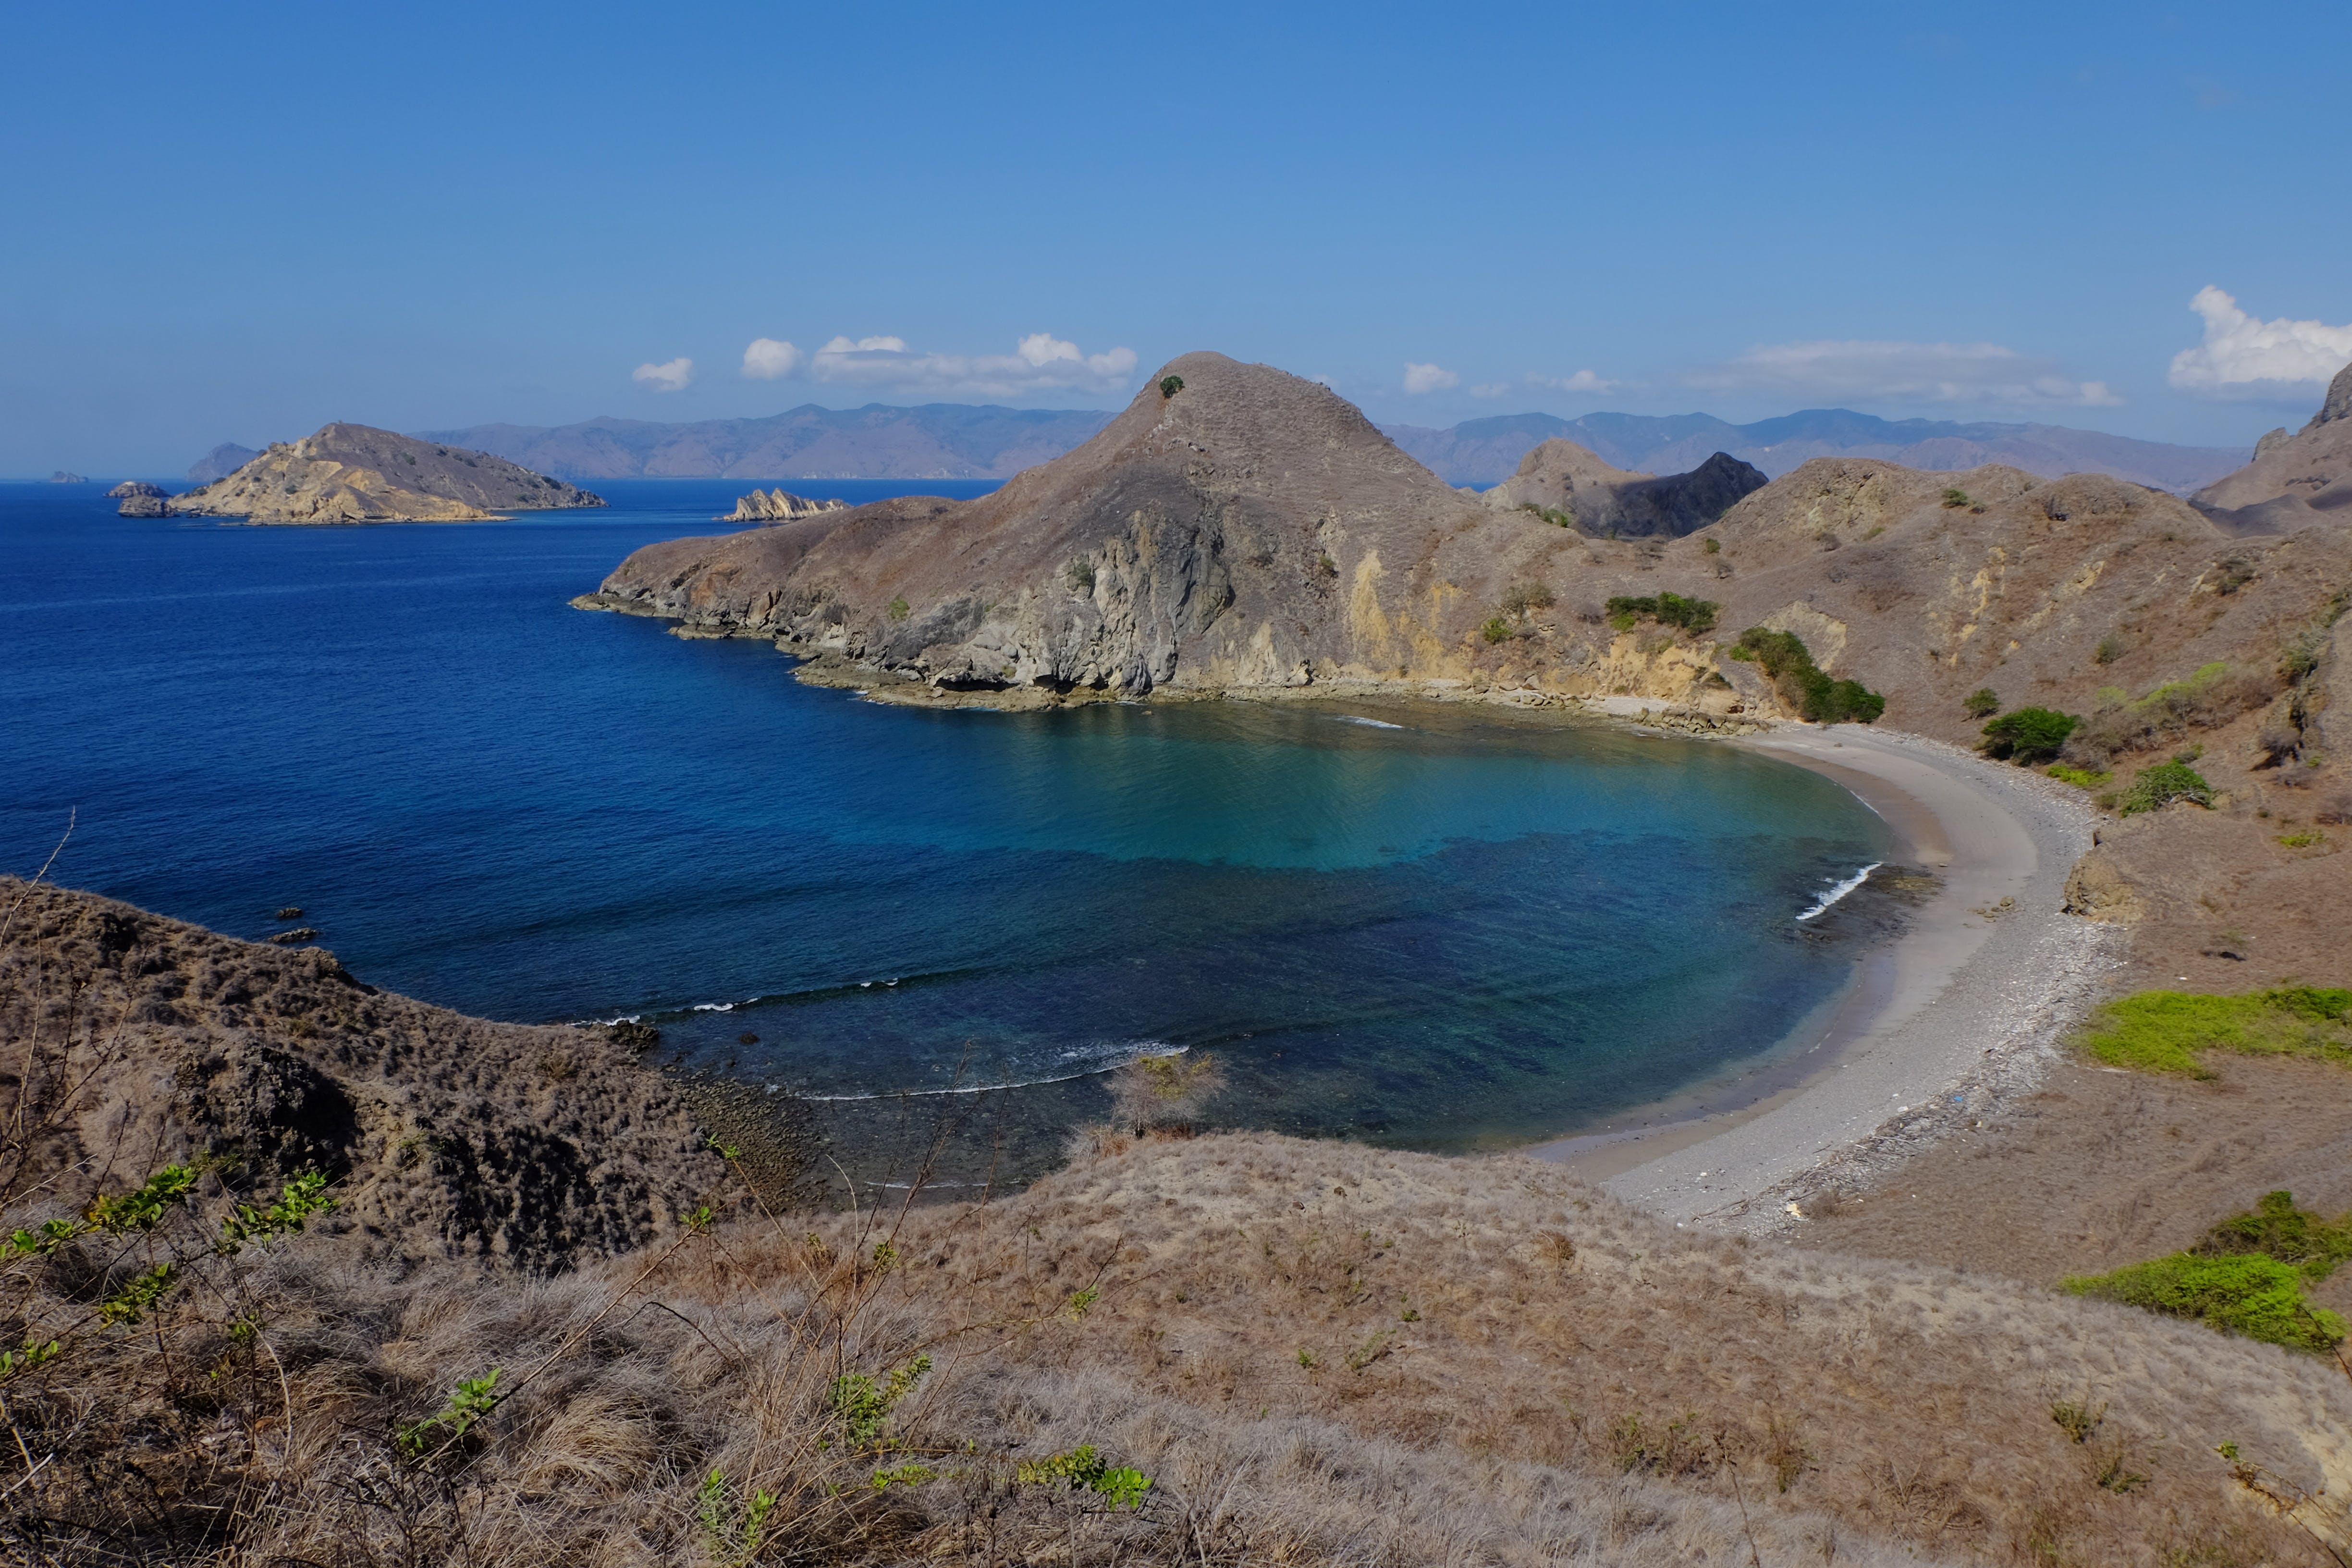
[1,480,1893,1177]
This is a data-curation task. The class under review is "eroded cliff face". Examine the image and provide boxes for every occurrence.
[582,354,1750,711]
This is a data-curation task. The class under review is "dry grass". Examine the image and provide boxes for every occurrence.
[6,878,2352,1565]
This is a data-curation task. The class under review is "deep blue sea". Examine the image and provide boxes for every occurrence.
[1,478,1893,1179]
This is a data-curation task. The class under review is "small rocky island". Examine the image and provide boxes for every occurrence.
[109,480,170,516]
[718,487,849,524]
[165,423,605,524]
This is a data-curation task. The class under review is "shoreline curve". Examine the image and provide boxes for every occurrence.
[1528,723,2121,1229]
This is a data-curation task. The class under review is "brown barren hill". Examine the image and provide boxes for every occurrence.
[2193,359,2352,533]
[167,422,607,523]
[0,877,720,1271]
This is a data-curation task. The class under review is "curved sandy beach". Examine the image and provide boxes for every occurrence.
[1531,723,2122,1229]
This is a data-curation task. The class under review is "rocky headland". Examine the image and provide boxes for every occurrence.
[2193,359,2352,533]
[579,351,2348,758]
[717,486,849,524]
[166,423,605,524]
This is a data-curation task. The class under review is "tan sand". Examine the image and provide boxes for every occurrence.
[1530,724,2121,1228]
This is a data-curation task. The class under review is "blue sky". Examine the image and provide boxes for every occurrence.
[5,0,2349,473]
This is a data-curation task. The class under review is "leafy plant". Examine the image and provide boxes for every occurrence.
[1066,558,1095,595]
[1963,687,2000,719]
[1017,1444,1153,1509]
[2195,1190,2352,1281]
[2095,635,2128,665]
[2118,760,2212,815]
[2046,764,2109,789]
[1980,706,2077,763]
[1941,487,1971,508]
[2050,1398,2104,1444]
[1703,537,1721,554]
[398,1368,503,1459]
[886,596,910,623]
[698,1467,780,1566]
[1159,375,1183,398]
[829,1353,931,1449]
[2064,1253,2346,1353]
[1481,615,1515,645]
[1518,502,1576,528]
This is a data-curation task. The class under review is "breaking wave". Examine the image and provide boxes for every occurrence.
[1797,862,1882,922]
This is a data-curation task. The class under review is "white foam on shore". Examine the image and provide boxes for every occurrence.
[1797,862,1882,922]
[1337,715,1405,729]
[789,1042,1186,1102]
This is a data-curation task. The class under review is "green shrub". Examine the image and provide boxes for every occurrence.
[886,597,910,624]
[1980,707,2077,763]
[2117,759,2212,815]
[1703,537,1720,554]
[1519,502,1576,528]
[1726,627,1884,723]
[2077,987,2352,1076]
[1159,375,1183,398]
[1066,558,1095,594]
[2196,1191,2352,1282]
[1941,487,1970,508]
[1607,592,1718,636]
[1963,687,2000,719]
[2064,1252,2346,1353]
[1481,615,1515,645]
[2094,635,2127,665]
[2063,662,2273,765]
[2046,764,2109,789]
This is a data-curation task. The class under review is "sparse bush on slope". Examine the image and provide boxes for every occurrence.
[1728,626,1885,724]
[2060,661,2276,769]
[1980,706,2077,763]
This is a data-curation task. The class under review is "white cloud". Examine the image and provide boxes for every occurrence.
[1688,340,2121,407]
[632,357,694,392]
[1402,362,1459,394]
[808,334,1138,398]
[741,338,803,380]
[2168,286,2352,393]
[1529,370,1617,395]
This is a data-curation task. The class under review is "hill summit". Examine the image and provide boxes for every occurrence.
[168,423,604,523]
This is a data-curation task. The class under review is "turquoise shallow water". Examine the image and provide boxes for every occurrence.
[1,479,1892,1171]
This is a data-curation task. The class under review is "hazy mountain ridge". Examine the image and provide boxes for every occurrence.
[417,404,1116,481]
[1384,408,2248,493]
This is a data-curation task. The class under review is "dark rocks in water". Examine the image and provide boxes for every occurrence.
[718,487,850,524]
[109,480,167,498]
[276,905,305,919]
[267,927,319,945]
[189,442,261,484]
[49,470,86,484]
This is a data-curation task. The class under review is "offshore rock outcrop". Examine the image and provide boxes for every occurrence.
[717,487,849,524]
[110,480,169,516]
[168,423,605,524]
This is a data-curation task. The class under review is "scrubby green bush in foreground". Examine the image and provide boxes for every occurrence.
[2077,987,2352,1077]
[2065,1252,2346,1353]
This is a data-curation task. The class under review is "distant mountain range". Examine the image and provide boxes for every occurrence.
[1379,409,2247,494]
[195,402,2247,494]
[413,405,1116,482]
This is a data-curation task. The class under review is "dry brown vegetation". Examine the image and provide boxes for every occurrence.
[7,870,2352,1565]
